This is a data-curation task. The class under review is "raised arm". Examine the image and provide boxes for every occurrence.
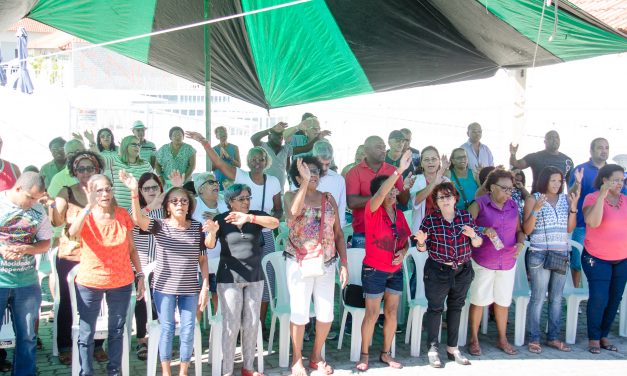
[251,122,286,147]
[522,194,545,235]
[68,182,97,237]
[225,211,279,230]
[584,182,609,228]
[186,131,236,180]
[119,170,151,231]
[185,152,196,182]
[284,159,309,219]
[370,150,411,212]
[509,143,528,169]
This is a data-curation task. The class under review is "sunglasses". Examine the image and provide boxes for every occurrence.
[168,198,189,206]
[75,166,96,174]
[232,196,252,202]
[141,185,161,193]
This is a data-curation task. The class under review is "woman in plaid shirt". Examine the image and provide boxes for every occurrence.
[415,182,482,368]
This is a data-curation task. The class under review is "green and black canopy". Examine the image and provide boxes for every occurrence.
[2,0,627,108]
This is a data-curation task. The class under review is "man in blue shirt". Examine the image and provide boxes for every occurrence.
[568,137,609,288]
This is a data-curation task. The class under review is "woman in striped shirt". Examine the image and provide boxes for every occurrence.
[106,135,153,209]
[124,170,213,376]
[523,166,580,354]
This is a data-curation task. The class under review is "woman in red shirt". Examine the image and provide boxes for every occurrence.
[356,151,412,371]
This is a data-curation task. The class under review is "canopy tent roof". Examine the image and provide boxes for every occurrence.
[2,0,627,109]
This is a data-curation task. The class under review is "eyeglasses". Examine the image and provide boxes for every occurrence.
[96,186,112,195]
[494,183,515,194]
[232,196,252,202]
[141,185,160,193]
[251,157,266,163]
[75,166,96,174]
[129,143,141,147]
[436,194,454,201]
[168,198,189,206]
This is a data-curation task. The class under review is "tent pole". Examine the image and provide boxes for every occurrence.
[204,0,212,171]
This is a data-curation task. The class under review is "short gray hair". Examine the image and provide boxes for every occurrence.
[15,171,45,192]
[224,183,251,209]
[88,174,112,186]
[247,147,273,172]
[312,140,334,161]
[64,139,85,154]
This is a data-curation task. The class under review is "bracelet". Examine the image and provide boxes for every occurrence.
[530,210,538,218]
[393,170,400,177]
[569,209,578,214]
[340,258,347,266]
[49,202,57,209]
[251,214,256,224]
[83,207,91,215]
[135,272,145,281]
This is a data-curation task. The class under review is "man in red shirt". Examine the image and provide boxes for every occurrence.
[346,136,409,248]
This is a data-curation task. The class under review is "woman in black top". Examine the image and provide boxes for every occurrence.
[213,183,279,376]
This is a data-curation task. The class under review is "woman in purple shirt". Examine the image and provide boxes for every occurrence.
[467,169,526,356]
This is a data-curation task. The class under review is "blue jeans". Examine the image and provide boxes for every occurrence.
[153,291,198,362]
[76,283,132,376]
[0,283,41,376]
[570,227,585,271]
[526,250,567,343]
[581,250,627,340]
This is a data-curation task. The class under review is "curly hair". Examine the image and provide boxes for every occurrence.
[67,151,105,177]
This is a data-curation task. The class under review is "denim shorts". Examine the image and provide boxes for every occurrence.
[361,264,403,299]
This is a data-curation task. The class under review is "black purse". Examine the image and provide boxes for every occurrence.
[343,284,365,308]
[539,209,569,275]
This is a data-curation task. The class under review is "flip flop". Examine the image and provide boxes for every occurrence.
[468,341,482,356]
[600,343,618,352]
[309,360,333,375]
[588,346,601,354]
[528,342,542,354]
[497,343,518,356]
[546,340,571,352]
[379,351,402,369]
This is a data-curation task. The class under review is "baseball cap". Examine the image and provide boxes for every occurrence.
[131,120,146,130]
[193,172,218,193]
[388,130,405,140]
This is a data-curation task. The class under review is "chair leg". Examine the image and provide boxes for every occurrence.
[210,322,222,376]
[122,330,130,376]
[514,298,528,347]
[256,325,264,373]
[620,289,627,337]
[194,325,203,376]
[565,297,580,345]
[409,309,425,357]
[337,310,348,350]
[404,307,413,344]
[147,326,161,376]
[480,306,489,335]
[278,315,291,368]
[267,314,277,354]
[349,310,365,362]
[71,327,79,376]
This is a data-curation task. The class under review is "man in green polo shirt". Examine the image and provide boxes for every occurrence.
[40,137,67,189]
[132,121,156,167]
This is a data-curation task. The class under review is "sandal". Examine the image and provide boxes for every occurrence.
[600,342,618,352]
[468,341,482,356]
[94,347,109,362]
[527,342,542,354]
[546,340,571,352]
[241,368,264,376]
[291,363,308,376]
[496,342,518,356]
[309,360,333,375]
[355,353,369,371]
[379,351,402,369]
[135,343,148,361]
[58,351,72,365]
[588,346,601,354]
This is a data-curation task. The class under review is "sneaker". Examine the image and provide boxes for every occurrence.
[303,330,311,342]
[344,325,352,336]
[327,331,338,341]
[135,343,148,361]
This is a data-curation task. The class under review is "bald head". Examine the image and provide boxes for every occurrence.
[364,136,386,164]
[544,130,560,153]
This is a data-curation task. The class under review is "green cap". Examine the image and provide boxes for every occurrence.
[132,120,146,130]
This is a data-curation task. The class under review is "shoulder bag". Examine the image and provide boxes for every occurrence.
[540,210,569,275]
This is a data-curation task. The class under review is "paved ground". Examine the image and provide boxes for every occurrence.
[5,278,626,375]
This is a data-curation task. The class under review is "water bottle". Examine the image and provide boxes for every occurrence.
[489,233,504,251]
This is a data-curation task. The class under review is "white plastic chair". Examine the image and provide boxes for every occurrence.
[336,248,395,362]
[262,252,291,368]
[619,285,627,337]
[274,231,289,253]
[510,241,531,346]
[67,265,135,376]
[49,247,61,356]
[143,263,203,376]
[563,240,589,344]
[403,248,428,356]
[342,224,353,246]
[0,308,15,350]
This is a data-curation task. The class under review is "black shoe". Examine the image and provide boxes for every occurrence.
[344,325,352,336]
[327,331,338,341]
[0,359,11,373]
[447,350,471,365]
[36,337,43,351]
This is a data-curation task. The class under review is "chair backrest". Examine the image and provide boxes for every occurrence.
[0,308,15,349]
[512,241,530,298]
[345,248,365,286]
[564,239,589,291]
[274,231,289,253]
[342,224,354,246]
[403,210,413,226]
[403,247,428,304]
[67,265,110,328]
[278,221,289,235]
[261,252,289,312]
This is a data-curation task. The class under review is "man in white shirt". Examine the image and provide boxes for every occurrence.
[460,122,494,172]
[312,140,346,227]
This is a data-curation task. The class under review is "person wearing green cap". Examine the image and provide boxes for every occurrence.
[132,121,156,168]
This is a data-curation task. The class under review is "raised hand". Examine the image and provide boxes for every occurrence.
[399,150,412,174]
[318,130,332,139]
[533,194,547,211]
[296,158,311,182]
[82,180,98,209]
[403,172,416,191]
[461,225,477,239]
[574,168,584,185]
[569,189,581,210]
[168,170,184,188]
[119,169,138,192]
[225,211,250,226]
[147,192,166,211]
[509,143,519,155]
[83,130,95,144]
[203,219,219,234]
[72,132,84,142]
[271,122,288,133]
[599,180,611,199]
[185,131,207,144]
[437,155,450,178]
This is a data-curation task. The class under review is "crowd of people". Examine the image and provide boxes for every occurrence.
[0,116,625,375]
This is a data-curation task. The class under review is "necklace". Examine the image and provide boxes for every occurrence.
[605,195,623,209]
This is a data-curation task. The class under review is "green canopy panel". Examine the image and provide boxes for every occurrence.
[2,0,624,109]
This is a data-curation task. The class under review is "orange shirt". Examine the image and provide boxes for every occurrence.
[76,207,135,289]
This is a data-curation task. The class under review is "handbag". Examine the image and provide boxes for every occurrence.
[543,251,569,275]
[292,194,327,278]
[343,284,365,308]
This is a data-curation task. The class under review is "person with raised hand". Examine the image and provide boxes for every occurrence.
[582,164,627,354]
[122,169,210,376]
[283,157,348,376]
[355,150,412,371]
[522,166,579,354]
[415,181,482,368]
[68,173,145,376]
[212,183,279,376]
